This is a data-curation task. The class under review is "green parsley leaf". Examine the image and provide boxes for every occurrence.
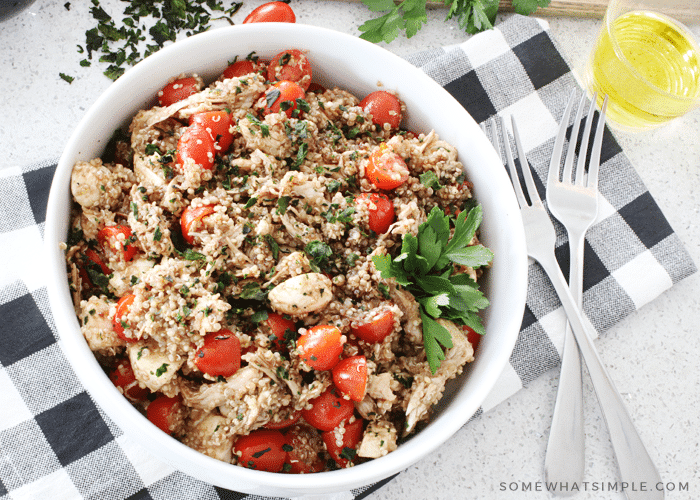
[59,73,75,84]
[419,171,442,190]
[371,204,492,374]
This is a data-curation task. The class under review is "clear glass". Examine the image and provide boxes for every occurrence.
[583,0,700,131]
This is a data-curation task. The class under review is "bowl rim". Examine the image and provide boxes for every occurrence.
[45,22,528,496]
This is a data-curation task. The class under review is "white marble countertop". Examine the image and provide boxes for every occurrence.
[2,1,699,499]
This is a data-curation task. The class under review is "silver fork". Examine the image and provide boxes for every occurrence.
[544,90,607,490]
[485,114,664,500]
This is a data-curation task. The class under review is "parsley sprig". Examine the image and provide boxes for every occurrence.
[358,0,550,43]
[372,205,493,374]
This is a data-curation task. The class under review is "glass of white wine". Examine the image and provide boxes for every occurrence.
[583,0,700,131]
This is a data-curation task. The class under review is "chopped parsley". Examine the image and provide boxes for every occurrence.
[75,0,243,80]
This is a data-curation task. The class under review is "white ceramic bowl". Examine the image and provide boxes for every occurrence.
[45,23,527,497]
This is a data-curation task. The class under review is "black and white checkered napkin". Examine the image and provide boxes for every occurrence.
[0,14,695,500]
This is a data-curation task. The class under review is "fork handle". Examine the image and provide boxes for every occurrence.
[537,252,664,500]
[544,233,585,491]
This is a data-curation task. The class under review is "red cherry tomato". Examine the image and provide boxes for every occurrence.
[243,2,296,23]
[360,90,402,129]
[306,82,326,94]
[147,395,183,436]
[301,386,355,432]
[332,356,368,402]
[351,308,395,343]
[297,324,344,371]
[180,204,216,244]
[85,248,110,274]
[98,224,138,262]
[265,312,296,350]
[365,143,409,190]
[189,111,233,153]
[194,329,241,378]
[322,417,364,468]
[234,429,288,472]
[356,193,395,234]
[109,358,149,401]
[267,49,312,91]
[176,125,216,170]
[284,424,325,474]
[112,294,137,342]
[158,77,200,107]
[265,80,306,118]
[222,58,267,79]
[462,325,482,351]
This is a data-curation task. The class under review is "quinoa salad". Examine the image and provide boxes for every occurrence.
[64,49,493,473]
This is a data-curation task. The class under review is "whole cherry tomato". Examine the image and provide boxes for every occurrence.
[301,386,354,432]
[158,77,200,107]
[194,329,241,378]
[332,355,368,402]
[267,49,312,90]
[112,294,137,342]
[147,395,183,436]
[322,416,364,468]
[351,308,395,343]
[365,143,409,190]
[98,224,138,262]
[462,325,482,351]
[243,2,296,23]
[360,90,402,129]
[234,429,288,472]
[265,80,305,118]
[189,111,233,153]
[176,125,216,170]
[356,193,395,234]
[180,204,216,244]
[296,324,344,371]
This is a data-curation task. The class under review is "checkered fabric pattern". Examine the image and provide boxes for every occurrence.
[0,14,695,500]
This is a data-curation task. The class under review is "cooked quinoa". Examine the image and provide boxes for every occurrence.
[65,50,487,472]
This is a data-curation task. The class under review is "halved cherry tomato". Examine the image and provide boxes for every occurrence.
[222,58,267,80]
[264,312,296,350]
[98,224,138,262]
[297,324,344,371]
[194,329,241,378]
[79,248,110,287]
[267,49,312,90]
[301,386,354,432]
[360,90,402,129]
[176,125,216,170]
[351,308,394,343]
[265,80,305,118]
[365,144,409,190]
[462,325,481,351]
[85,248,110,274]
[332,355,367,402]
[234,429,288,472]
[306,82,326,94]
[322,417,364,468]
[189,111,233,153]
[243,2,296,23]
[147,395,183,436]
[180,204,216,244]
[109,358,149,401]
[264,408,301,430]
[284,424,325,474]
[158,77,200,107]
[112,294,136,342]
[356,193,395,234]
